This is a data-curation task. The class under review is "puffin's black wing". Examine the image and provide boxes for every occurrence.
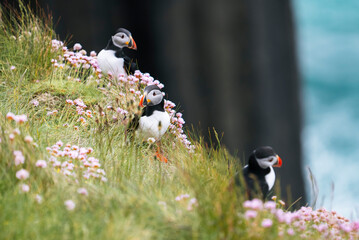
[234,169,253,199]
[237,167,268,200]
[124,56,139,75]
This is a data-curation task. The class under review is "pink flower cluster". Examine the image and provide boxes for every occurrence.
[64,199,76,211]
[16,169,29,180]
[116,107,128,116]
[14,150,25,166]
[243,198,359,239]
[51,41,101,77]
[127,70,194,150]
[46,141,107,182]
[51,39,64,51]
[65,98,94,125]
[175,193,198,211]
[6,112,28,124]
[15,168,31,193]
[47,110,58,116]
[30,99,39,107]
[50,39,193,151]
[164,102,193,150]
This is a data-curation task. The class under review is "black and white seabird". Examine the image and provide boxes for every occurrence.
[97,28,138,77]
[235,146,283,199]
[127,85,170,162]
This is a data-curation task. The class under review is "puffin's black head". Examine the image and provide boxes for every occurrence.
[139,85,163,107]
[111,28,137,50]
[248,146,283,170]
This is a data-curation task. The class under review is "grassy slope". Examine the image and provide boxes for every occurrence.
[0,4,248,240]
[1,3,357,240]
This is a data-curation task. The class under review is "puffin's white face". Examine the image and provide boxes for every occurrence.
[112,32,132,48]
[256,155,281,169]
[145,89,163,106]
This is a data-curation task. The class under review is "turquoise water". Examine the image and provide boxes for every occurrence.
[294,0,359,218]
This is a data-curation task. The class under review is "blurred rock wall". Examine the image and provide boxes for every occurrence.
[25,0,305,205]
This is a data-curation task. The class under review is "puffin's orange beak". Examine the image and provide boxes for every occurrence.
[129,36,137,50]
[139,95,145,107]
[273,155,282,168]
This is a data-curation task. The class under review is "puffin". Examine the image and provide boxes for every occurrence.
[97,28,138,78]
[235,146,283,199]
[127,85,171,162]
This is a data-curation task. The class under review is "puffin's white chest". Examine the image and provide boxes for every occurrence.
[138,111,170,140]
[265,167,276,191]
[97,49,127,77]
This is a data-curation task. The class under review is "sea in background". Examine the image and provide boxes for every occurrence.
[294,0,359,219]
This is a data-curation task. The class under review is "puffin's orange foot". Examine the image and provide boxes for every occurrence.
[155,151,168,163]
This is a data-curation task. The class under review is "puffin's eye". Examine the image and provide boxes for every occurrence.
[153,92,156,96]
[121,34,124,39]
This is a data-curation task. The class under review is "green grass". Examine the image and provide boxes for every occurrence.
[0,3,245,239]
[1,2,358,240]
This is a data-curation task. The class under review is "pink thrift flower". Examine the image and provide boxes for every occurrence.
[78,117,86,123]
[6,112,16,120]
[13,128,21,135]
[275,209,286,223]
[16,169,29,180]
[278,200,285,206]
[340,223,352,233]
[21,184,30,193]
[64,200,76,211]
[86,147,94,154]
[15,114,28,124]
[73,43,82,51]
[77,188,88,196]
[264,201,276,210]
[10,65,16,70]
[287,228,295,236]
[261,219,273,228]
[14,151,25,166]
[31,100,39,106]
[79,49,87,55]
[24,135,33,143]
[243,198,263,210]
[92,162,101,168]
[352,221,359,231]
[189,198,198,206]
[66,99,74,105]
[14,154,25,166]
[90,51,97,57]
[316,223,328,232]
[56,140,64,147]
[9,133,15,141]
[35,194,43,204]
[35,160,47,168]
[245,210,257,219]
